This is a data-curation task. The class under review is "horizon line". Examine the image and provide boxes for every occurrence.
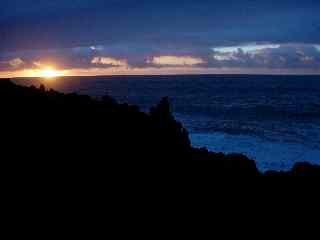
[3,72,320,79]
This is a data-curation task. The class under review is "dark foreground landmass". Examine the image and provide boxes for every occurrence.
[1,79,319,178]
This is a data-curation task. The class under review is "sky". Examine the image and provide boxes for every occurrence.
[1,0,320,77]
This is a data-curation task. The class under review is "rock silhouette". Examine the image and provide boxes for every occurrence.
[0,79,319,180]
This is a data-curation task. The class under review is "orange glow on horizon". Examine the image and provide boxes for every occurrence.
[16,67,68,79]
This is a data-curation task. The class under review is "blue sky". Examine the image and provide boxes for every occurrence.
[1,0,320,76]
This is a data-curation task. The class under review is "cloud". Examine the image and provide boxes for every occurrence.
[150,56,205,66]
[213,44,280,55]
[91,57,128,67]
[2,1,319,53]
[0,57,25,70]
[211,43,320,69]
[1,0,319,76]
[301,56,314,63]
[9,58,24,68]
[212,44,281,62]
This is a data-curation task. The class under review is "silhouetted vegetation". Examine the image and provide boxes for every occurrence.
[1,79,319,179]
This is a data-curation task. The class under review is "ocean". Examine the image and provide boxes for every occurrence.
[13,75,320,171]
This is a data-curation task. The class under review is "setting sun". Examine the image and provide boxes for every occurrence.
[40,68,59,78]
[17,67,69,79]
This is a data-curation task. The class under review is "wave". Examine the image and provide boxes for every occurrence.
[190,132,320,171]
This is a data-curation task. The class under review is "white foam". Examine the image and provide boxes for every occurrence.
[191,133,320,172]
